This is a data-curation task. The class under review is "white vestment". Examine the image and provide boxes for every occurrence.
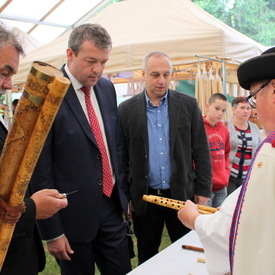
[232,140,275,274]
[195,132,275,275]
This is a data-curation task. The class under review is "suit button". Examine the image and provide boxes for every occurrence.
[98,180,103,185]
[97,155,101,159]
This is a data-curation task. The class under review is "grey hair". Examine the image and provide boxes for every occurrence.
[0,22,24,56]
[142,51,172,71]
[68,23,112,55]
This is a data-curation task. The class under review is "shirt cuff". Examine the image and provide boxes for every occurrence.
[46,234,64,242]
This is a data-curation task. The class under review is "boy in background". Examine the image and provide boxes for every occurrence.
[204,93,231,207]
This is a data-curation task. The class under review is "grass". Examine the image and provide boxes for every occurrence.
[39,225,171,275]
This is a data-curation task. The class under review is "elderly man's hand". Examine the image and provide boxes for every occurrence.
[0,198,26,224]
[177,200,200,230]
[31,189,68,220]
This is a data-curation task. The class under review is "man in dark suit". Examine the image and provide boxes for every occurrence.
[118,51,212,264]
[0,23,68,275]
[30,23,131,275]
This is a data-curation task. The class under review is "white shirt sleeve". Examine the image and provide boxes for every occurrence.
[194,188,240,275]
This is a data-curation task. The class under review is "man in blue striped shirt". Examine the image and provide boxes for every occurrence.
[119,51,212,264]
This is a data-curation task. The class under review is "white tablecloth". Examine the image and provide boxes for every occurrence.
[127,230,209,275]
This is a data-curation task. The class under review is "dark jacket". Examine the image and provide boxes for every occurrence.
[118,89,212,216]
[30,66,128,242]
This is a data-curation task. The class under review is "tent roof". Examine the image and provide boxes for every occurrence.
[0,0,113,44]
[11,27,42,55]
[12,0,267,84]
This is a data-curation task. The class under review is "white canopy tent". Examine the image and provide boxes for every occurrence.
[12,0,266,85]
[11,27,42,55]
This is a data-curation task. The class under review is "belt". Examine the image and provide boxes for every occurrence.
[148,188,171,196]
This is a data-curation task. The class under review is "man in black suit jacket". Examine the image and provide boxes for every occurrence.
[30,24,131,275]
[0,23,68,275]
[118,51,212,264]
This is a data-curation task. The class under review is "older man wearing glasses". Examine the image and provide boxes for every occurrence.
[177,47,275,275]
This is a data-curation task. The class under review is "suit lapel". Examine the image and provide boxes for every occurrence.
[168,90,180,155]
[0,121,7,155]
[61,68,98,146]
[134,91,148,145]
[0,121,7,142]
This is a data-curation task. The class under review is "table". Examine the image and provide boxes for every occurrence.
[127,230,209,275]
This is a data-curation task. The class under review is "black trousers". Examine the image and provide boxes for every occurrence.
[133,189,190,265]
[58,195,132,275]
[227,176,243,195]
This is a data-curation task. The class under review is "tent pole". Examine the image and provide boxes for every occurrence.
[222,60,227,94]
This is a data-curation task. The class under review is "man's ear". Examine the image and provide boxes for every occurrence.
[272,91,275,105]
[66,48,74,62]
[271,80,275,103]
[271,79,275,98]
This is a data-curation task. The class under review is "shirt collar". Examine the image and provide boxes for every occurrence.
[64,64,84,91]
[145,90,169,107]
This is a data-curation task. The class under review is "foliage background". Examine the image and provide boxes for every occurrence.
[192,0,275,46]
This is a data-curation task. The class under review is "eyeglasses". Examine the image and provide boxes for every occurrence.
[246,80,271,108]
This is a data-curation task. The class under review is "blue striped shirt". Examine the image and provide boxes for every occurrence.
[145,91,171,189]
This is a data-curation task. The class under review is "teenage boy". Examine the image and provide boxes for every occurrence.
[204,93,231,207]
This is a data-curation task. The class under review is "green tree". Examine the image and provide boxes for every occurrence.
[192,0,275,46]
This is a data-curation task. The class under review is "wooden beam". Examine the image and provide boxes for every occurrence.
[0,0,12,13]
[27,0,65,34]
